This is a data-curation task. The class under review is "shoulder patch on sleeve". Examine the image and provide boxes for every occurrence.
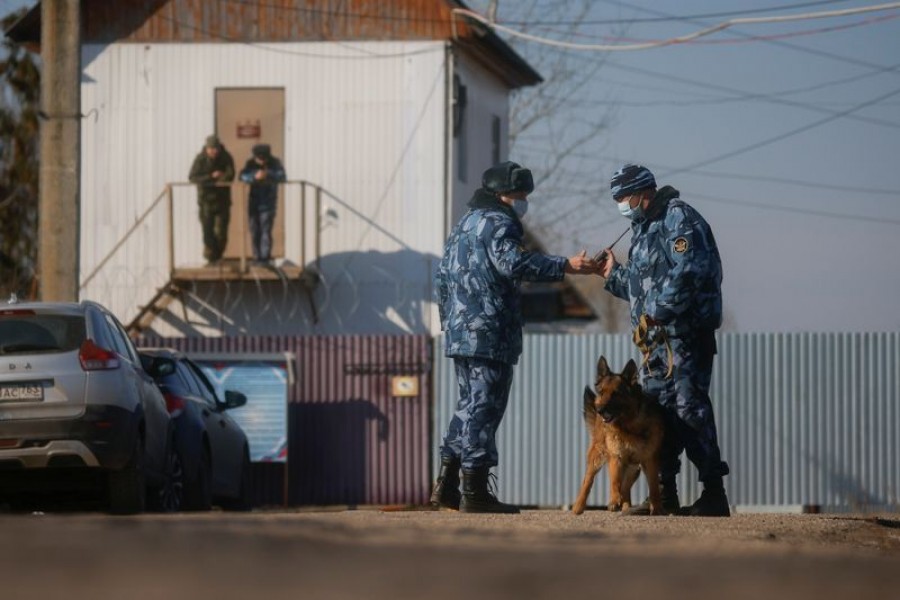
[673,237,689,253]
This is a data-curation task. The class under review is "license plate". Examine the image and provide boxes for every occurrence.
[0,383,44,402]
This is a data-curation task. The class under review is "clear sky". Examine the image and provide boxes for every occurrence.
[4,0,899,333]
[466,0,900,333]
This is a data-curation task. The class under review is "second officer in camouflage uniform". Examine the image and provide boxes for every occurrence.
[599,164,731,517]
[431,161,595,514]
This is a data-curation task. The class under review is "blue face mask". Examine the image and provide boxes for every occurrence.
[513,199,529,218]
[617,197,643,220]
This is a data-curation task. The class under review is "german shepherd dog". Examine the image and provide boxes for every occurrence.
[572,356,665,515]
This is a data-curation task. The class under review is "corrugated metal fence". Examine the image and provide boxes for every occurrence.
[434,332,900,511]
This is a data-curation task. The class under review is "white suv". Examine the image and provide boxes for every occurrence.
[0,301,181,513]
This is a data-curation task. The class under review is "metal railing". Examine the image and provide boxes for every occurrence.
[80,180,325,292]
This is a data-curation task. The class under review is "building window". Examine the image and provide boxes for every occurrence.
[491,116,501,165]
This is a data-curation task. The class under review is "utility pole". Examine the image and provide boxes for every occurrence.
[38,0,81,302]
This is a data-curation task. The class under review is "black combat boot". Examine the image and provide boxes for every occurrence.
[623,482,680,516]
[687,479,731,517]
[460,467,520,514]
[429,456,461,510]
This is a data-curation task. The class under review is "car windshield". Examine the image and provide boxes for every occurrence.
[0,314,86,355]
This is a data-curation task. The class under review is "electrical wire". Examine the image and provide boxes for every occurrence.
[451,2,900,52]
[542,62,900,131]
[519,148,900,196]
[657,84,900,176]
[691,191,900,224]
[590,56,900,131]
[526,12,899,46]
[505,0,857,26]
[597,0,899,74]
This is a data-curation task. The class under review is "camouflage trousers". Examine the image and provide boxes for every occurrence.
[641,330,730,485]
[440,357,514,470]
[198,197,231,261]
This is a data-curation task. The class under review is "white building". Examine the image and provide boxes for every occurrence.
[10,0,546,337]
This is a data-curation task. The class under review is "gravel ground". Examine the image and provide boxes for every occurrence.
[1,508,898,599]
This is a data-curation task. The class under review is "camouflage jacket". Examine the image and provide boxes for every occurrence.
[435,189,568,364]
[605,186,723,337]
[188,146,235,203]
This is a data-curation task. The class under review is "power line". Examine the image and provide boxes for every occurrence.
[657,84,900,176]
[527,10,897,45]
[451,2,900,52]
[595,56,900,131]
[542,60,900,112]
[598,0,900,76]
[506,0,857,26]
[513,146,900,196]
[691,191,900,224]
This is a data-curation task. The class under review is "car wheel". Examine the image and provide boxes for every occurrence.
[183,443,212,511]
[108,436,146,515]
[148,443,184,513]
[221,449,252,512]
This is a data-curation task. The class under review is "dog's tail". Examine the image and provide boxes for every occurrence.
[582,385,597,428]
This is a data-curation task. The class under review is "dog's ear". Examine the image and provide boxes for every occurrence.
[622,359,639,385]
[583,385,597,419]
[596,356,611,378]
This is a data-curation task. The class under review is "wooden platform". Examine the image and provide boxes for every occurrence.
[173,260,305,282]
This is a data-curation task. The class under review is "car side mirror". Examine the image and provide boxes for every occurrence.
[143,355,176,377]
[223,390,247,410]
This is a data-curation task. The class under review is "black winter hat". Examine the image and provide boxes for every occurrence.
[482,161,535,195]
[252,144,271,158]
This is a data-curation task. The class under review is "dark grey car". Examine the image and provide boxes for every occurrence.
[140,348,252,511]
[0,301,182,513]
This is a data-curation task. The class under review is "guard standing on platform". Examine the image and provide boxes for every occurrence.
[189,135,235,264]
[240,144,286,265]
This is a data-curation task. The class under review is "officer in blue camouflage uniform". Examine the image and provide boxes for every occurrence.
[598,164,731,517]
[431,161,595,514]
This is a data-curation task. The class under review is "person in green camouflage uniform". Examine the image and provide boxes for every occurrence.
[189,135,235,263]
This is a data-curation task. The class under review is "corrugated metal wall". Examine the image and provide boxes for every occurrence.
[434,332,900,511]
[140,334,433,506]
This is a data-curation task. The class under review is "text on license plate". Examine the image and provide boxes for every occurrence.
[0,383,44,402]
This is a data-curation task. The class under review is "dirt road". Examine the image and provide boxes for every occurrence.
[2,508,899,599]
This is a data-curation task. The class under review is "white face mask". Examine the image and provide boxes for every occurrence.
[617,197,643,220]
[512,199,529,218]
